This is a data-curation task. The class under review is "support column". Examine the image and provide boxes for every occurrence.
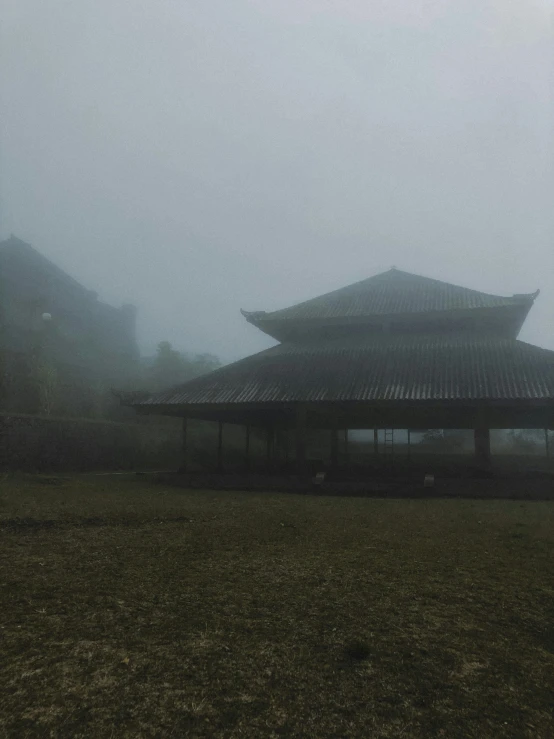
[474,427,491,469]
[180,416,188,473]
[244,425,251,471]
[330,426,339,469]
[344,429,349,466]
[545,429,550,460]
[407,429,411,462]
[373,429,379,456]
[217,421,224,473]
[266,426,274,471]
[295,405,307,473]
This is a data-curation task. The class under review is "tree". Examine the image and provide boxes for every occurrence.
[149,342,221,392]
[150,341,186,391]
[190,352,221,378]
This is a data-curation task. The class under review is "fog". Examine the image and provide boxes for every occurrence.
[2,0,553,362]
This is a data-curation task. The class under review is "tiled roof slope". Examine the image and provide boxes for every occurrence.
[138,334,554,406]
[248,269,537,323]
[0,235,93,296]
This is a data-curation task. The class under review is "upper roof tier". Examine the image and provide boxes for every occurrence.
[242,268,539,342]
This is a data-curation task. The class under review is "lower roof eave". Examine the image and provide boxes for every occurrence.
[133,397,554,415]
[133,397,554,428]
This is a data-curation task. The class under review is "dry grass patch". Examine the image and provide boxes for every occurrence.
[1,473,554,737]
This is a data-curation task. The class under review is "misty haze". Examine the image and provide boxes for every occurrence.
[2,0,553,361]
[1,1,554,738]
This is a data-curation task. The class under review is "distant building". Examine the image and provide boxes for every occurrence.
[0,235,140,415]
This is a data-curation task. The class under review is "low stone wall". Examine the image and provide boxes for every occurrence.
[0,413,182,472]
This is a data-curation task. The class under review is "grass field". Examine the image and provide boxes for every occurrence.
[1,474,554,738]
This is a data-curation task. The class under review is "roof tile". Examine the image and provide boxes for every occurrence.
[255,269,534,322]
[139,334,554,406]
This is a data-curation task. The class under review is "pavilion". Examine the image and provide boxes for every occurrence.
[132,268,554,472]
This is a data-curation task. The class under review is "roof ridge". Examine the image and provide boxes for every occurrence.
[376,269,538,302]
[245,269,535,323]
[295,268,516,300]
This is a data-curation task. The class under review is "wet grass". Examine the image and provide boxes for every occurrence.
[1,473,554,737]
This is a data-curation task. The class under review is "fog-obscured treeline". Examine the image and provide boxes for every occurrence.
[0,339,221,421]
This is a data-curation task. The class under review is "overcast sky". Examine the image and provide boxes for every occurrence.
[2,0,553,361]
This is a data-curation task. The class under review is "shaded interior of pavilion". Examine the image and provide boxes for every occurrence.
[170,403,554,479]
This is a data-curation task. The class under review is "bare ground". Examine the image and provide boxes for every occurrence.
[1,473,553,738]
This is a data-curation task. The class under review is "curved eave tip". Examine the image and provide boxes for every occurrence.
[512,289,540,302]
[240,309,267,323]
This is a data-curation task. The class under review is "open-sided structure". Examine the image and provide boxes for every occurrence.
[132,268,554,471]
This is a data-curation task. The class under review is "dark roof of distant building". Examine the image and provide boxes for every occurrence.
[242,268,538,325]
[0,234,137,318]
[0,235,94,296]
[136,334,554,407]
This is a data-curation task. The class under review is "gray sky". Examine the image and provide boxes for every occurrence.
[2,0,553,361]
